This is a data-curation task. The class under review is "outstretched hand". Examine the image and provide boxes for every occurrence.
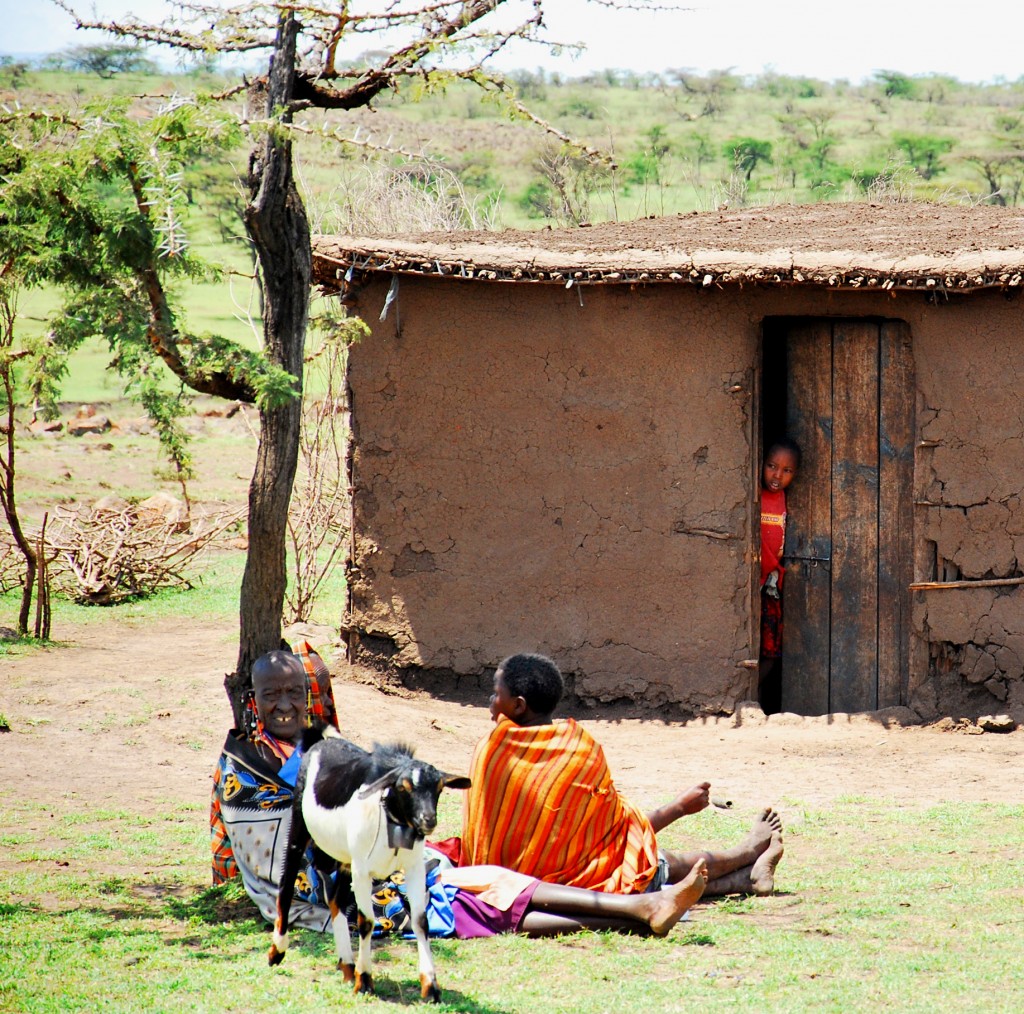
[647,781,713,832]
[680,781,711,815]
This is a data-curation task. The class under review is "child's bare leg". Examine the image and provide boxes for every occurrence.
[661,807,783,886]
[522,860,708,937]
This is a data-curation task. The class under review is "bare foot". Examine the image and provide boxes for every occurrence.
[744,807,783,854]
[750,828,784,895]
[646,860,708,936]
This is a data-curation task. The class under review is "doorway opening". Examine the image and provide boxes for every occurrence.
[759,317,915,716]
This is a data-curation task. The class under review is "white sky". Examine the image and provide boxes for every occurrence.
[4,0,1024,84]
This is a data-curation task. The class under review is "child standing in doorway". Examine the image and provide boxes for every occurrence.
[759,439,801,714]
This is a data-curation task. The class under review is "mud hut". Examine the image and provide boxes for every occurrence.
[312,203,1024,721]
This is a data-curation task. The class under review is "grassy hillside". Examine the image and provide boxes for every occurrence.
[4,61,1024,406]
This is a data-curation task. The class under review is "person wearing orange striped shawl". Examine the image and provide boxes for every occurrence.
[461,654,785,897]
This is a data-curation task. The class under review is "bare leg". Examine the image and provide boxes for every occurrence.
[704,863,756,896]
[661,808,783,886]
[521,860,708,938]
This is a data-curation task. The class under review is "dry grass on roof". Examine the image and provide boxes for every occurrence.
[312,202,1024,291]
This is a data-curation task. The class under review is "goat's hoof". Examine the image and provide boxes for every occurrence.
[338,961,355,983]
[420,975,441,1003]
[353,972,374,994]
[267,946,285,967]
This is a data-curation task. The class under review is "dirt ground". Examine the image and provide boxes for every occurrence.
[3,401,1022,881]
[2,614,1021,885]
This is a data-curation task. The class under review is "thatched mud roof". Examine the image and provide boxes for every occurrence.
[312,203,1024,296]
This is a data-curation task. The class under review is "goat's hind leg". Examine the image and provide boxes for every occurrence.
[328,870,356,984]
[267,804,311,966]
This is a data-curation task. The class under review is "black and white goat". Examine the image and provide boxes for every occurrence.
[267,729,470,1002]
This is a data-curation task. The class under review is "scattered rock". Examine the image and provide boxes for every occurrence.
[137,493,189,532]
[977,713,1016,733]
[92,494,132,515]
[115,417,155,435]
[75,404,97,418]
[225,536,249,551]
[283,621,339,651]
[67,414,111,437]
[29,419,63,435]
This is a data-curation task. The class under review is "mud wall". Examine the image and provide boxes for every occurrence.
[343,278,1024,719]
[906,292,1024,721]
[344,277,757,713]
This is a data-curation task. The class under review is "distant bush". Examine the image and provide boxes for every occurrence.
[50,44,158,78]
[891,133,954,179]
[875,70,917,101]
[722,137,773,181]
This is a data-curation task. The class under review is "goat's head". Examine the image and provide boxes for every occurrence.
[359,758,470,840]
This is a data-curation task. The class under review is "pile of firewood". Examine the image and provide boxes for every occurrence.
[40,496,243,605]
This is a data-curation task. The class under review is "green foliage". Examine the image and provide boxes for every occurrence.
[0,97,292,477]
[52,43,158,78]
[519,178,557,219]
[625,125,672,186]
[891,132,954,179]
[0,56,30,90]
[520,143,609,225]
[875,70,917,100]
[454,149,499,191]
[722,136,773,180]
[561,97,602,121]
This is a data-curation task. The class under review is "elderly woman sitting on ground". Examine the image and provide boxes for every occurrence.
[210,643,339,930]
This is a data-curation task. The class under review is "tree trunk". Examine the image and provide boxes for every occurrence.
[1,357,37,635]
[226,10,311,725]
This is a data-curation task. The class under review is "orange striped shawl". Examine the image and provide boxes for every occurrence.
[461,717,659,894]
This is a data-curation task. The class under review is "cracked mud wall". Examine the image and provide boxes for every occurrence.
[344,277,757,713]
[343,277,1024,718]
[908,291,1024,721]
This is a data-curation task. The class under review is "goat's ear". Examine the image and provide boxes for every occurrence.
[441,774,472,791]
[357,766,402,799]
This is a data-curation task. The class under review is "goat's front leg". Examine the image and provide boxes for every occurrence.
[328,870,355,982]
[268,804,311,966]
[350,870,377,995]
[403,856,440,1003]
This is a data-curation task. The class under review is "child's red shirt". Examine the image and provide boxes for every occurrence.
[760,487,787,587]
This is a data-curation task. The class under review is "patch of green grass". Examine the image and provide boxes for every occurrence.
[3,799,1022,1012]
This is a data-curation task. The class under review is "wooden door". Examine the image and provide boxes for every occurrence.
[780,319,914,715]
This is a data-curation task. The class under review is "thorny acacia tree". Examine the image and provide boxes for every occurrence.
[0,98,257,634]
[57,0,623,723]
